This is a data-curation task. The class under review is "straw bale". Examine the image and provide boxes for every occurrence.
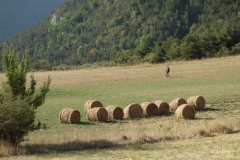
[123,103,143,119]
[187,96,205,110]
[59,108,81,124]
[152,100,170,115]
[169,98,187,112]
[84,100,103,113]
[106,105,124,120]
[59,108,68,122]
[87,107,108,122]
[140,102,159,116]
[175,104,196,119]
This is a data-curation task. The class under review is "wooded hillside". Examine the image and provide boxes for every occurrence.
[1,0,240,70]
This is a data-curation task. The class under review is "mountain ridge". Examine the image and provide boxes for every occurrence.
[1,0,240,70]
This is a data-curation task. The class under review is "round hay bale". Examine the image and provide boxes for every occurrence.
[106,105,123,120]
[59,108,81,124]
[187,96,205,110]
[175,104,196,119]
[87,107,108,122]
[84,100,103,113]
[140,102,159,116]
[152,100,170,115]
[123,103,143,119]
[169,98,187,112]
[59,108,69,122]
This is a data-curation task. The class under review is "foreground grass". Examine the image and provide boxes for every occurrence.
[1,55,240,159]
[6,133,240,160]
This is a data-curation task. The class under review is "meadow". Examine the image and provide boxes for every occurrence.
[1,55,240,159]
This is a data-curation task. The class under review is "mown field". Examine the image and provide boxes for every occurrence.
[1,55,240,159]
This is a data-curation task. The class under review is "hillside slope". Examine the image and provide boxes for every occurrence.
[1,0,240,69]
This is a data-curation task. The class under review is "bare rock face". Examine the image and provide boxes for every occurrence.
[51,14,63,25]
[51,14,57,25]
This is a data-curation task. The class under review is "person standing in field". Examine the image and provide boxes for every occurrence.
[165,65,170,78]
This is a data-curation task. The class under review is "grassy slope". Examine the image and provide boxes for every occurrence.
[1,55,240,159]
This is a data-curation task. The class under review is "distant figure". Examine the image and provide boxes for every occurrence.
[165,66,170,78]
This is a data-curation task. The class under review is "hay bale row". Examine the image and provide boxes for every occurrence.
[59,108,80,124]
[81,96,205,122]
[175,104,196,119]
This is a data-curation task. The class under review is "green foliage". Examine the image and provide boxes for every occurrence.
[180,35,202,60]
[152,43,166,62]
[33,59,52,71]
[0,88,37,146]
[2,48,29,97]
[136,35,154,58]
[0,48,51,145]
[2,48,51,109]
[0,0,240,68]
[143,52,161,63]
[70,11,84,24]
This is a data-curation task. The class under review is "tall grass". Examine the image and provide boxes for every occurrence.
[1,56,240,159]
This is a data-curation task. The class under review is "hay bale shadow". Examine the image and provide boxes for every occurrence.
[78,121,95,125]
[104,120,117,123]
[60,121,95,125]
[200,107,221,112]
[124,118,143,121]
[194,117,214,120]
[160,112,174,117]
[116,120,129,124]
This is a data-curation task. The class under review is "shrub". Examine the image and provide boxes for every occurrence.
[0,48,51,146]
[0,88,37,146]
[33,59,52,71]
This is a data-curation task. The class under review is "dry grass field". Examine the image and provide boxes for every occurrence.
[1,55,240,159]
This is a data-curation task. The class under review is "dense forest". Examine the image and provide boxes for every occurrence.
[0,0,66,43]
[0,0,240,70]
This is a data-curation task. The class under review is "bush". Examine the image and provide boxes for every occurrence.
[0,89,37,146]
[33,59,52,71]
